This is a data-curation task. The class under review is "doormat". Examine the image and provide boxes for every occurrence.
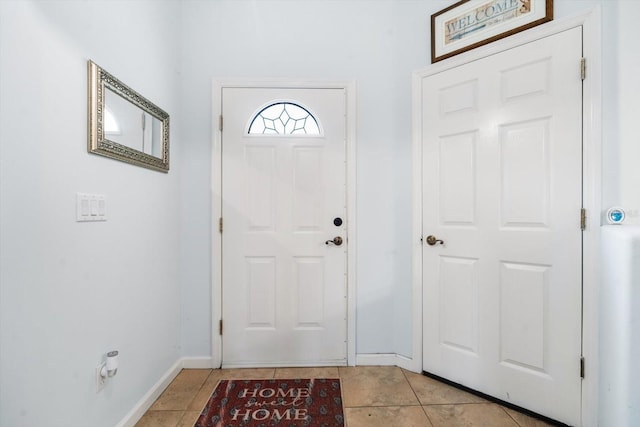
[194,378,344,427]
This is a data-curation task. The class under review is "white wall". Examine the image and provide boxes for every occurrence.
[550,0,640,224]
[600,226,640,426]
[611,1,640,224]
[179,0,431,360]
[178,0,640,361]
[0,1,182,426]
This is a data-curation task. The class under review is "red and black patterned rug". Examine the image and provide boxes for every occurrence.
[194,378,344,427]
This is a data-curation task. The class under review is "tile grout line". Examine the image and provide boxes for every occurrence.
[500,405,525,427]
[176,410,191,427]
[345,404,425,409]
[421,402,496,406]
[183,369,214,413]
[175,369,206,427]
[401,368,436,426]
[401,369,425,406]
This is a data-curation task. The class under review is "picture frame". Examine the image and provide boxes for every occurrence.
[87,60,170,172]
[431,0,553,63]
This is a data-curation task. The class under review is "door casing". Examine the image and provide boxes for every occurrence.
[211,79,358,368]
[411,9,602,426]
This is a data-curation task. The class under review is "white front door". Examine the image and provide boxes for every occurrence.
[421,27,583,424]
[221,87,347,367]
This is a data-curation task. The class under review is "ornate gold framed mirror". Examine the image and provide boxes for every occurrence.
[87,60,170,172]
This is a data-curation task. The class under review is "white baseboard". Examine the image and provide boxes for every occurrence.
[356,353,420,373]
[394,354,421,373]
[116,359,183,427]
[356,353,397,366]
[182,356,215,369]
[116,356,213,427]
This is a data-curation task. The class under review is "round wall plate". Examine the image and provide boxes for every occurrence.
[607,207,626,224]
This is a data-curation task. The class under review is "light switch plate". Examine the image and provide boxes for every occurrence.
[77,193,107,222]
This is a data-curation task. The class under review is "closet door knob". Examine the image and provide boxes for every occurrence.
[425,235,444,246]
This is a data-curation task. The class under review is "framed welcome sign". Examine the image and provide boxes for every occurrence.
[431,0,553,63]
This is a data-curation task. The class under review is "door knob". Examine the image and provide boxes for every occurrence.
[325,236,343,246]
[425,235,444,246]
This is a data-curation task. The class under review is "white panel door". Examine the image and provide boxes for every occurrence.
[421,28,583,424]
[222,87,347,367]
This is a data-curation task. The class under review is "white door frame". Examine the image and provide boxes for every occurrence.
[411,9,602,426]
[211,79,358,368]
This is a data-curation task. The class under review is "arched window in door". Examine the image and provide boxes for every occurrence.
[248,101,321,135]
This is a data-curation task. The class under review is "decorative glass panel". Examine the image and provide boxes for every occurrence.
[248,102,320,135]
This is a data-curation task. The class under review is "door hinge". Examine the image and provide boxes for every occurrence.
[219,217,223,233]
[219,115,223,132]
[580,208,586,230]
[580,58,586,81]
[219,319,223,335]
[580,356,585,379]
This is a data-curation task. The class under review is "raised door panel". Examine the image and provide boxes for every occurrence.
[439,256,479,354]
[245,146,276,231]
[499,262,549,374]
[500,119,550,228]
[439,132,477,226]
[245,257,277,329]
[294,257,325,328]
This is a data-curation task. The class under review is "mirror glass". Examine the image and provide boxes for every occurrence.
[88,60,169,172]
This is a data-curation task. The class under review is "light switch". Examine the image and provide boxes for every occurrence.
[81,199,90,216]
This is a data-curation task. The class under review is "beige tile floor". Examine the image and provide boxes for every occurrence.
[135,366,558,427]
